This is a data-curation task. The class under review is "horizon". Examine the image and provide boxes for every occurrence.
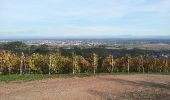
[1,36,170,40]
[0,0,170,39]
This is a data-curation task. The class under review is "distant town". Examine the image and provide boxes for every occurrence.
[1,39,170,50]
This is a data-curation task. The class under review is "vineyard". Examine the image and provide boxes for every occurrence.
[0,42,170,99]
[0,50,170,75]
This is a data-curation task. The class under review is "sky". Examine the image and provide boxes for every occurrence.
[0,0,170,39]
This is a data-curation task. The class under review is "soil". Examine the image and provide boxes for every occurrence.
[0,74,170,100]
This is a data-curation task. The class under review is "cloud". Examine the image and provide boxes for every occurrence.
[0,0,170,38]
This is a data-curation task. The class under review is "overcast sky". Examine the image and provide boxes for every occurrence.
[0,0,170,39]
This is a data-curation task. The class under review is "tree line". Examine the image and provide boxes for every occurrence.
[0,50,170,75]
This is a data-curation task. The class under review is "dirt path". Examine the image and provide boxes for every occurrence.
[0,74,170,100]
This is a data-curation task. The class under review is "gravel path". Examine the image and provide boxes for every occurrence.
[0,74,170,100]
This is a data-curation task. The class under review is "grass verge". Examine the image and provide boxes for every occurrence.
[0,72,169,82]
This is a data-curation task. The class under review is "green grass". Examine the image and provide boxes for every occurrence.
[0,74,49,82]
[0,72,169,82]
[0,73,94,82]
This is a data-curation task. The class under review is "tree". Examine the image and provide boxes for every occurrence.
[0,51,19,75]
[92,53,99,74]
[164,56,169,73]
[2,41,28,53]
[35,44,50,55]
[124,55,131,74]
[110,55,116,73]
[61,56,72,73]
[49,54,52,75]
[50,54,61,74]
[79,56,91,73]
[127,56,131,74]
[130,56,139,72]
[20,52,25,75]
[72,52,81,74]
[157,57,165,72]
[27,55,34,74]
[0,51,7,74]
[147,56,156,72]
[27,53,41,73]
[72,52,76,74]
[103,55,116,73]
[4,51,12,75]
[139,55,144,73]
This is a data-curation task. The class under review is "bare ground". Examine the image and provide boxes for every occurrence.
[0,74,170,100]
